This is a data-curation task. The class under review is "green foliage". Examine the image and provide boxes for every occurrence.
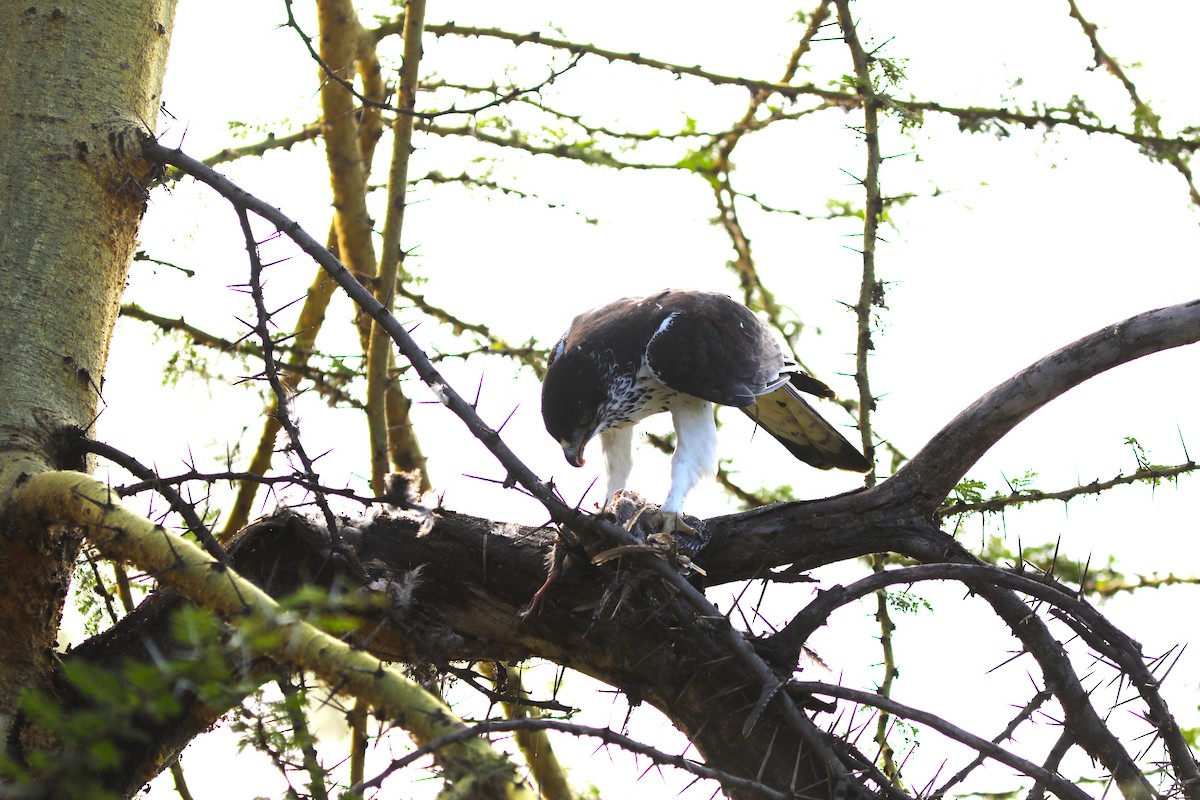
[1131,100,1162,136]
[836,73,859,94]
[754,483,799,504]
[941,470,1039,519]
[274,583,385,637]
[825,198,858,218]
[1062,94,1101,126]
[1126,436,1152,468]
[674,147,719,183]
[226,118,300,141]
[8,581,388,798]
[72,560,109,636]
[1182,722,1200,750]
[0,606,248,799]
[952,109,1012,139]
[947,477,988,507]
[160,334,215,388]
[1122,436,1180,484]
[576,783,604,800]
[884,589,932,615]
[885,97,923,132]
[1002,468,1039,494]
[229,681,331,795]
[72,560,154,637]
[873,56,907,91]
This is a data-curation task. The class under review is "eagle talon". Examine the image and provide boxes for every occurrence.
[651,510,699,539]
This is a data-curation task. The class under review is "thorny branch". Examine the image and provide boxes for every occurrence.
[930,687,1055,798]
[1063,0,1200,206]
[120,302,363,409]
[835,0,899,782]
[784,557,1198,799]
[197,4,1200,234]
[125,6,1200,796]
[939,460,1200,518]
[796,681,1091,800]
[356,717,795,799]
[144,134,1200,799]
[112,464,377,507]
[82,439,227,563]
[235,209,346,556]
[284,0,581,120]
[143,137,886,796]
[370,14,1200,160]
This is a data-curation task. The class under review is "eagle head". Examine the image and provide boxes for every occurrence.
[541,342,607,468]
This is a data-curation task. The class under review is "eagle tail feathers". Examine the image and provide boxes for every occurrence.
[743,385,871,473]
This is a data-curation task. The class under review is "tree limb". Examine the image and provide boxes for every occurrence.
[141,136,1200,799]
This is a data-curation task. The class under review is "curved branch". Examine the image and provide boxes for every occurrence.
[884,298,1200,512]
[791,681,1089,800]
[772,552,1183,800]
[699,300,1200,582]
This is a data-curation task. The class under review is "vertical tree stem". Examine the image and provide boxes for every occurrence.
[223,11,398,535]
[479,662,575,800]
[367,0,427,494]
[835,0,899,785]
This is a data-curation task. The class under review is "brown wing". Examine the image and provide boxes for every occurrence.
[551,289,871,473]
[644,291,786,407]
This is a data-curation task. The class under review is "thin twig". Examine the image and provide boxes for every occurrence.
[835,0,894,783]
[939,461,1200,517]
[790,682,1090,800]
[236,208,344,554]
[1064,0,1200,205]
[83,439,227,563]
[356,717,794,799]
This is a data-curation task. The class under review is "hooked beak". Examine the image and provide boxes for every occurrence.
[560,436,588,468]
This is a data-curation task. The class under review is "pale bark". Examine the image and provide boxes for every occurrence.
[0,0,176,754]
[14,471,535,799]
[368,0,425,493]
[316,0,378,336]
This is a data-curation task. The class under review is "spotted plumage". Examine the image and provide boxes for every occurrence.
[541,290,871,527]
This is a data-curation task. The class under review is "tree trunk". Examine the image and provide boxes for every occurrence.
[0,0,176,757]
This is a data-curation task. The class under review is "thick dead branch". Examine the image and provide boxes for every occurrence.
[141,137,1200,799]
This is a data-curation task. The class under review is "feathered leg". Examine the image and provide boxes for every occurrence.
[657,397,716,535]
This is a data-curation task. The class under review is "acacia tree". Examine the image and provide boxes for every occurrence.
[2,1,1199,798]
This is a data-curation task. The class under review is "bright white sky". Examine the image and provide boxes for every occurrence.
[95,0,1200,796]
